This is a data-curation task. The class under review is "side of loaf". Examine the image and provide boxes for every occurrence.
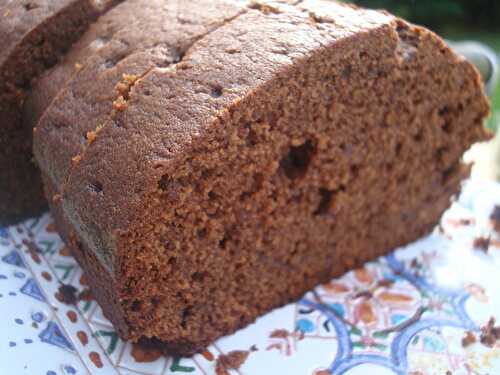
[0,0,120,224]
[33,0,490,355]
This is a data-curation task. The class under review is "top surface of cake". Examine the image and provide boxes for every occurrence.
[35,0,391,234]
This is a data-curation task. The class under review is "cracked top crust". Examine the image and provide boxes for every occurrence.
[34,0,396,244]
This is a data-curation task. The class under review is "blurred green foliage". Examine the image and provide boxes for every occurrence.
[350,0,500,33]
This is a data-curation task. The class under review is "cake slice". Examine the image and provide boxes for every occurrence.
[33,0,490,355]
[0,0,120,224]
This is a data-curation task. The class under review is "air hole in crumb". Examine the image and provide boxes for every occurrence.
[191,271,207,283]
[103,60,116,69]
[413,131,423,142]
[439,106,449,116]
[239,191,251,201]
[173,52,183,63]
[23,2,38,10]
[253,173,264,190]
[435,146,448,163]
[314,188,334,216]
[130,300,142,312]
[219,235,228,249]
[350,164,360,178]
[280,140,315,180]
[158,175,169,191]
[89,181,103,194]
[210,85,223,98]
[439,106,453,133]
[341,66,352,80]
[395,142,402,156]
[180,307,192,329]
[246,127,258,146]
[442,121,452,134]
[196,228,207,239]
[235,274,245,284]
[112,117,125,128]
[208,191,218,200]
[442,164,458,184]
[167,257,176,266]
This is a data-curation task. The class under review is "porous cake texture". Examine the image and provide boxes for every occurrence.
[33,0,490,355]
[0,0,119,224]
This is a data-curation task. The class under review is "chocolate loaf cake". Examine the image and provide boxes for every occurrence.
[0,0,120,224]
[33,0,490,355]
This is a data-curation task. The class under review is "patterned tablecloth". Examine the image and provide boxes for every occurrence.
[1,179,499,375]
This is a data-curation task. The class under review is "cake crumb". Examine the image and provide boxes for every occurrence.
[56,284,78,305]
[491,205,500,232]
[480,317,500,348]
[72,154,82,164]
[115,73,139,99]
[270,329,289,338]
[461,331,476,347]
[86,130,96,144]
[52,194,62,203]
[86,124,104,144]
[248,1,281,14]
[215,350,250,375]
[473,237,491,253]
[123,73,139,84]
[113,96,128,111]
[75,62,83,71]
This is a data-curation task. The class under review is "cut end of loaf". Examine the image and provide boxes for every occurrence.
[109,20,489,354]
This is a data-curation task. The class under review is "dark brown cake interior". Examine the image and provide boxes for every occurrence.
[33,0,489,356]
[88,21,488,353]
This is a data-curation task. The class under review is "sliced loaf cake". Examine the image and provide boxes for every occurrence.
[33,0,490,355]
[0,0,120,224]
